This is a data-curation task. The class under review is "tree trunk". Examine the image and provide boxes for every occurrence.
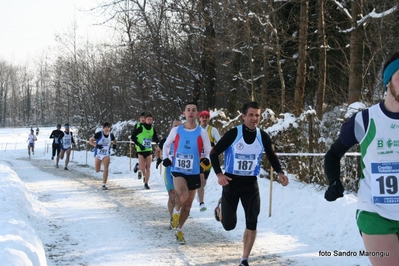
[201,0,216,108]
[315,0,326,120]
[348,0,363,104]
[293,0,308,116]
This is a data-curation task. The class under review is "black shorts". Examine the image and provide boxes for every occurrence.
[137,151,152,159]
[52,144,61,156]
[171,172,201,190]
[221,174,260,231]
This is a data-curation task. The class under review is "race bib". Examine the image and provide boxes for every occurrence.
[174,153,194,173]
[143,138,152,149]
[98,147,109,155]
[371,162,399,205]
[233,153,256,175]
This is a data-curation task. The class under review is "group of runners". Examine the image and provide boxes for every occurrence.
[28,124,74,170]
[48,124,75,169]
[40,51,399,266]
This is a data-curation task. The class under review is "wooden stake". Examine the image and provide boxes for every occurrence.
[269,166,273,217]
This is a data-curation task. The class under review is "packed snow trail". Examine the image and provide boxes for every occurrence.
[6,156,292,266]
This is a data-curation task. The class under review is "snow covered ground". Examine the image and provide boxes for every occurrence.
[0,126,371,266]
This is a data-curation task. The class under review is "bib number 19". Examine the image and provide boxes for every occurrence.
[376,175,398,195]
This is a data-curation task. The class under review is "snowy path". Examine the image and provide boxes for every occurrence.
[7,157,291,266]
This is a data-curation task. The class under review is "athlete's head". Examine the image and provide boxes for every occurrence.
[198,110,210,127]
[183,102,198,121]
[242,101,260,115]
[241,101,261,130]
[103,122,111,128]
[139,112,146,123]
[145,113,153,124]
[64,124,70,131]
[57,124,61,129]
[383,52,399,101]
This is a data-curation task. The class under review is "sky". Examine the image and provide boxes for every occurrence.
[0,124,373,266]
[0,0,112,64]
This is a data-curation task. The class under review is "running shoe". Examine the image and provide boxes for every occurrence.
[239,260,249,266]
[138,171,142,180]
[175,230,186,245]
[199,202,207,212]
[133,163,139,173]
[169,218,174,229]
[64,167,68,170]
[214,198,222,222]
[144,183,150,189]
[55,165,59,168]
[102,184,108,190]
[171,212,180,229]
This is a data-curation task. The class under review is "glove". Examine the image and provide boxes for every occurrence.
[137,144,146,150]
[163,158,172,167]
[156,158,163,169]
[96,144,103,149]
[112,144,117,150]
[200,158,211,171]
[324,180,344,201]
[211,142,215,147]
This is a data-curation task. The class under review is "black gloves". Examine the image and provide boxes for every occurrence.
[137,144,146,150]
[156,158,163,169]
[163,158,172,167]
[324,180,344,201]
[112,144,117,150]
[96,144,103,149]
[200,158,211,171]
[211,142,215,147]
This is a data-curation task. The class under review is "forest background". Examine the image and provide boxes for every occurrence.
[1,0,398,190]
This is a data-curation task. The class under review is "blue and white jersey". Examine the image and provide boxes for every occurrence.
[224,125,264,176]
[171,125,203,175]
[94,131,113,157]
[28,133,37,144]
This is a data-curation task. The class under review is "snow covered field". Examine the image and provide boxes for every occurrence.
[0,127,371,266]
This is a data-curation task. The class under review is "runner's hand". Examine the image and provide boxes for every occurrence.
[96,144,103,149]
[112,144,117,149]
[216,173,232,186]
[163,158,172,167]
[138,144,145,150]
[324,180,344,201]
[156,158,163,169]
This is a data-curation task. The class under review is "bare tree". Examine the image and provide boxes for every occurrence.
[315,0,327,120]
[293,0,308,116]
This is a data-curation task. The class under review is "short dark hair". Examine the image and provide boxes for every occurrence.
[242,101,260,115]
[145,113,153,118]
[103,122,111,128]
[185,101,198,109]
[140,112,146,117]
